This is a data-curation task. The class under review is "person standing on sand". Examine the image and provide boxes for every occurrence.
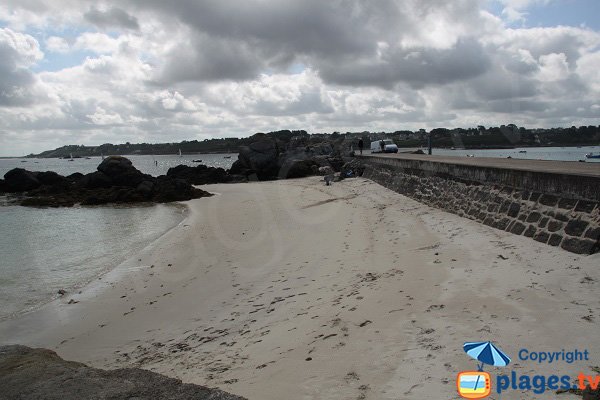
[358,139,363,155]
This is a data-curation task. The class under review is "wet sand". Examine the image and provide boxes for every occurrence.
[1,177,598,399]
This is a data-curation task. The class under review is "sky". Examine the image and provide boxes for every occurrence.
[1,1,600,156]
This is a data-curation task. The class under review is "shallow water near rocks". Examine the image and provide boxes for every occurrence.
[0,203,186,321]
[0,154,233,322]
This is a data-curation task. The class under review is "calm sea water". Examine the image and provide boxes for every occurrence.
[0,154,235,321]
[424,146,600,162]
[0,153,237,177]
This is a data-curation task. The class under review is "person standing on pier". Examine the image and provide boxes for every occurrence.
[358,139,364,155]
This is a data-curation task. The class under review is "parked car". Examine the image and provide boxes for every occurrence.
[370,139,399,153]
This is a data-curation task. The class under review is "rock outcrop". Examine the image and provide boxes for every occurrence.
[1,156,211,207]
[166,164,235,185]
[0,345,246,400]
[230,136,281,180]
[229,134,346,180]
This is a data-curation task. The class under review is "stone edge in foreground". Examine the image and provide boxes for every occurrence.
[0,345,247,400]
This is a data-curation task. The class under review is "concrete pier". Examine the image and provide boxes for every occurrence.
[359,153,600,254]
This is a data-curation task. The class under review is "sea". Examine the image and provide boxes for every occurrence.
[0,154,236,321]
[426,145,600,162]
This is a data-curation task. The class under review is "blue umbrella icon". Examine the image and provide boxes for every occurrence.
[464,341,511,370]
[463,341,511,393]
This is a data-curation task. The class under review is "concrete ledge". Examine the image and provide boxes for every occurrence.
[361,154,600,201]
[359,154,600,254]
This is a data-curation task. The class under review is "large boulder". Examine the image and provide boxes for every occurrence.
[66,172,84,182]
[167,164,231,185]
[235,137,280,180]
[279,159,319,179]
[153,176,211,203]
[309,142,334,155]
[97,156,149,188]
[35,171,67,186]
[79,171,112,189]
[228,134,347,181]
[0,345,246,400]
[97,156,134,177]
[3,168,41,192]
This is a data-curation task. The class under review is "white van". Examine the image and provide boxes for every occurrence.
[370,139,398,153]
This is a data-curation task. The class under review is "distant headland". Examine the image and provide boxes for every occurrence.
[24,125,600,158]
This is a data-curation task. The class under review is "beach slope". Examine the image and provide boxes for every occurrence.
[1,177,598,399]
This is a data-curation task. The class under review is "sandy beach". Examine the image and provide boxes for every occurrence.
[1,177,599,399]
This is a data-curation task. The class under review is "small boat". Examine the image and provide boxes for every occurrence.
[67,153,74,161]
[192,159,202,163]
[85,157,91,159]
[585,152,600,159]
[223,156,231,159]
[466,154,475,158]
[20,160,27,163]
[178,149,182,157]
[518,150,527,153]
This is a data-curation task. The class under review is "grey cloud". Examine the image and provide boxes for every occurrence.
[156,35,263,83]
[318,39,491,89]
[504,28,599,68]
[131,0,378,56]
[471,70,539,101]
[0,42,36,106]
[84,6,140,31]
[131,0,417,84]
[252,91,334,117]
[483,98,550,114]
[504,57,539,75]
[130,0,493,87]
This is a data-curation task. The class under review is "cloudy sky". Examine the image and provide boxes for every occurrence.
[1,0,599,156]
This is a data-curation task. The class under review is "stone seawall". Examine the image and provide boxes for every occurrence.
[359,155,600,254]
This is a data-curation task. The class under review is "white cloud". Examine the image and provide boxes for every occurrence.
[45,36,69,53]
[87,107,124,125]
[0,0,599,155]
[0,27,43,65]
[496,0,553,25]
[537,53,569,81]
[0,27,45,107]
[74,32,121,54]
[577,52,600,91]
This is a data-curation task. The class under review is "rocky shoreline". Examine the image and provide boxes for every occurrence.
[0,345,246,400]
[0,134,357,207]
[0,156,212,207]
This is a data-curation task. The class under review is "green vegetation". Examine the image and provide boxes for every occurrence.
[26,125,600,158]
[28,131,308,158]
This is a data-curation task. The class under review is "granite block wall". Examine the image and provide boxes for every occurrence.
[361,157,600,254]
